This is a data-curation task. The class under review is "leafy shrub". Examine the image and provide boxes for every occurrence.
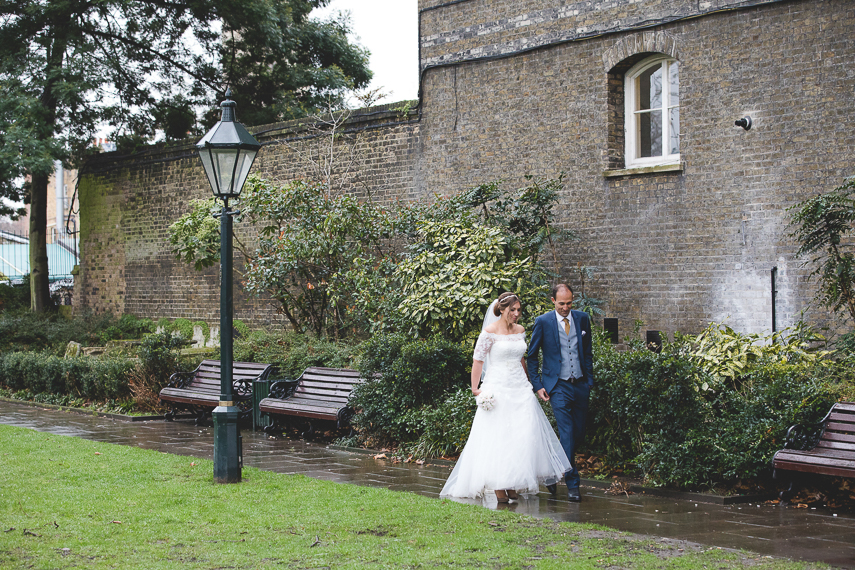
[588,323,851,489]
[404,387,475,458]
[351,334,469,446]
[97,314,155,344]
[395,220,552,340]
[0,351,135,400]
[589,334,706,470]
[233,330,357,379]
[0,311,151,354]
[0,278,29,312]
[128,332,187,412]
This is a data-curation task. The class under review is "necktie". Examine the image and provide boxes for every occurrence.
[563,318,570,335]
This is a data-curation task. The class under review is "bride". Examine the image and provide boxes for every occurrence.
[440,292,570,502]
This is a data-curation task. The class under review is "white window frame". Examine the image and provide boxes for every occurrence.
[624,56,680,168]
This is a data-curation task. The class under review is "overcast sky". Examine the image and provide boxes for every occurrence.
[312,0,419,105]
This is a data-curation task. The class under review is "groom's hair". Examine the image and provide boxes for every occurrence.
[551,283,574,298]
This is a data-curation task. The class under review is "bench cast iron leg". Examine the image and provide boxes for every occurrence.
[302,422,314,439]
[194,408,209,426]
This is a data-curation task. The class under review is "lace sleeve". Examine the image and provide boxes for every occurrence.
[473,333,494,362]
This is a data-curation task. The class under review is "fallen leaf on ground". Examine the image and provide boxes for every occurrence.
[416,459,425,465]
[94,452,101,455]
[373,453,386,459]
[111,520,123,524]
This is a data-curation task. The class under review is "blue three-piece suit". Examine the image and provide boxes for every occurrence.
[526,309,594,490]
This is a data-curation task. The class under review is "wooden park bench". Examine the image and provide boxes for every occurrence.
[160,360,273,425]
[772,401,855,498]
[259,366,364,437]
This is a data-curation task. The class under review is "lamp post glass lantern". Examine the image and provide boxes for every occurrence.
[196,90,261,483]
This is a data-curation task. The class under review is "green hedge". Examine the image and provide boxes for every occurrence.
[351,334,470,446]
[588,332,851,488]
[233,330,357,379]
[0,352,135,400]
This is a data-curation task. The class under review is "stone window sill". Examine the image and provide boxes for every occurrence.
[603,163,683,178]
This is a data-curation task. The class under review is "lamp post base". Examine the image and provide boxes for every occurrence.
[213,405,241,483]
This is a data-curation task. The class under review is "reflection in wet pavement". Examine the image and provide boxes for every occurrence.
[1,401,852,568]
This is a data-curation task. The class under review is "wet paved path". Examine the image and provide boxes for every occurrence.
[1,401,853,568]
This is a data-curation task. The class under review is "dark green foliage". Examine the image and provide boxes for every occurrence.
[97,314,155,345]
[0,280,29,313]
[136,332,186,384]
[834,330,855,359]
[403,387,475,458]
[788,177,855,323]
[460,175,573,261]
[351,334,469,445]
[233,330,356,379]
[0,352,135,401]
[589,333,705,470]
[0,311,152,354]
[2,0,371,309]
[588,331,850,489]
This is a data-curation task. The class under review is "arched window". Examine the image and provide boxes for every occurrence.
[625,56,679,167]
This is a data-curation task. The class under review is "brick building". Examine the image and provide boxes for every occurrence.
[76,0,855,341]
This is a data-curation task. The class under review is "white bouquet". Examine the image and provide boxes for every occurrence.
[475,390,496,411]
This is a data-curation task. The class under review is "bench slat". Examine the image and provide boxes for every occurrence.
[825,421,855,433]
[296,379,361,391]
[821,432,855,444]
[828,411,855,421]
[303,367,362,377]
[773,460,855,478]
[816,440,855,452]
[775,448,855,464]
[290,391,350,404]
[259,399,340,417]
[831,402,855,413]
[300,374,361,385]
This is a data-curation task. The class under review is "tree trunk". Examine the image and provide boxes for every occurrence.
[28,21,66,312]
[29,173,51,311]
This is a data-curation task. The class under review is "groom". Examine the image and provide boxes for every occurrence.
[526,283,594,502]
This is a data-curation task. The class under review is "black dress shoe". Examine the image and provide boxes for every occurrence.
[546,483,557,495]
[567,488,582,502]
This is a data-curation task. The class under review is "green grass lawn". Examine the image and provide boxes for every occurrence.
[0,425,820,569]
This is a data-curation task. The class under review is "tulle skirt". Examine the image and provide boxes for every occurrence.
[440,367,571,499]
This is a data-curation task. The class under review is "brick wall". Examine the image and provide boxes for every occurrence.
[412,0,855,339]
[77,0,855,341]
[77,105,420,330]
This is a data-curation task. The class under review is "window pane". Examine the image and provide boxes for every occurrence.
[636,64,662,111]
[669,61,679,106]
[637,109,662,158]
[669,107,680,155]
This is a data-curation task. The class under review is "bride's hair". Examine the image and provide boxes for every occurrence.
[493,292,520,316]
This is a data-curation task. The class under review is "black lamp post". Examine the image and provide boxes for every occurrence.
[196,90,261,483]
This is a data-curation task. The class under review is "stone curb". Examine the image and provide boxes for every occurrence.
[329,444,775,505]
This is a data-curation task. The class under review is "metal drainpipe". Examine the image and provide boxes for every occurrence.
[771,266,778,334]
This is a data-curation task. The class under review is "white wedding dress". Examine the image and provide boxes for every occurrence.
[440,332,571,499]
